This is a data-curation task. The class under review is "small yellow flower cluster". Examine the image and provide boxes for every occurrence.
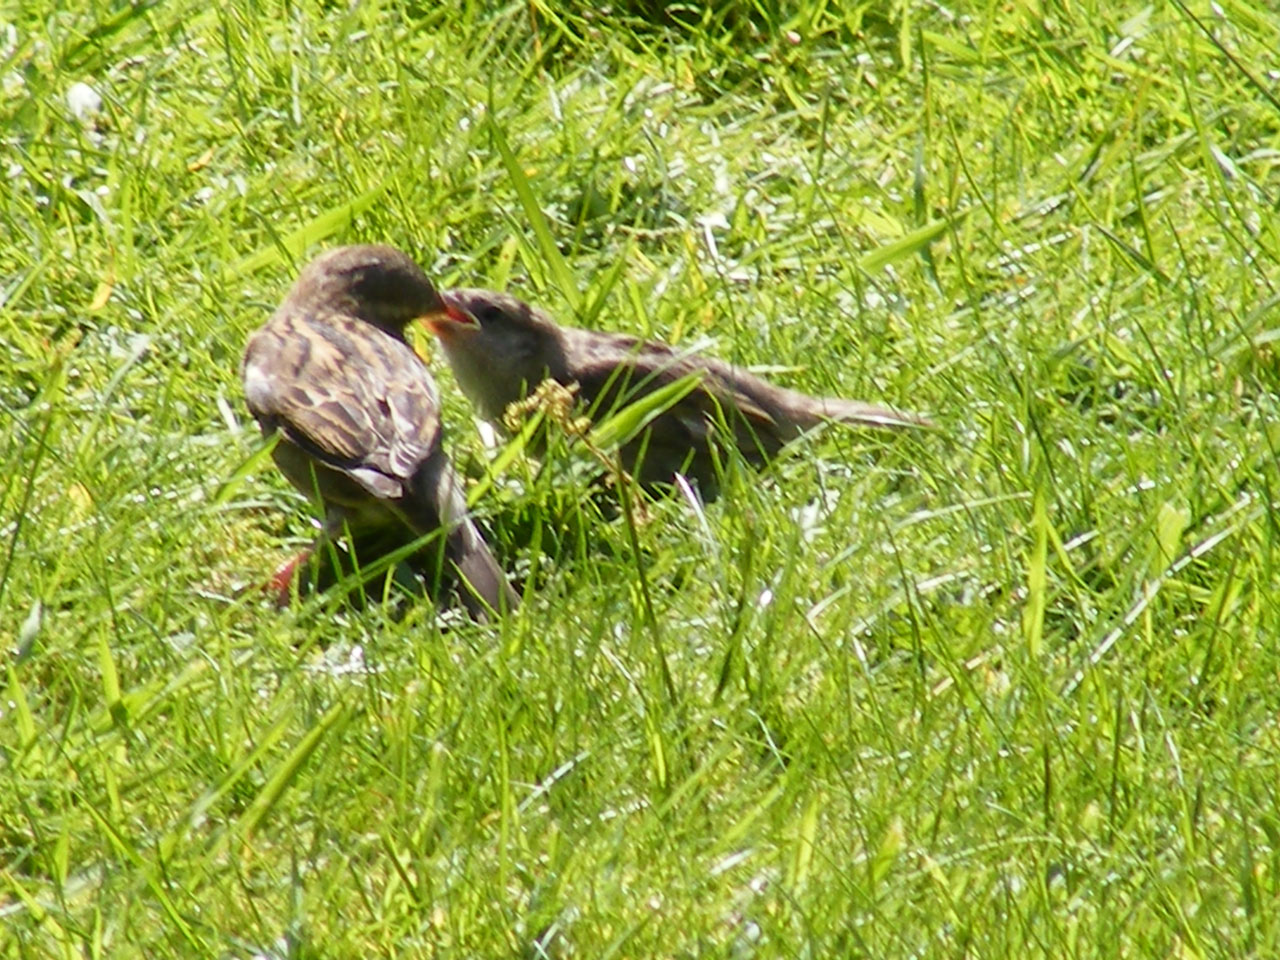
[502,378,591,438]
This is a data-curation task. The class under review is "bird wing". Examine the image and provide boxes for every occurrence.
[242,306,441,500]
[572,335,786,461]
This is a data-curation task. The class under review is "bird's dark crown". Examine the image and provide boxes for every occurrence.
[445,288,559,336]
[288,244,444,330]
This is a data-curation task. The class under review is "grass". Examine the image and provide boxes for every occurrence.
[3,0,1280,955]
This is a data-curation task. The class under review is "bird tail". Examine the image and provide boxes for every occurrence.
[413,453,519,619]
[448,519,520,619]
[783,391,935,431]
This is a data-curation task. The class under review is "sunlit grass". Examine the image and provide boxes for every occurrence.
[3,0,1279,956]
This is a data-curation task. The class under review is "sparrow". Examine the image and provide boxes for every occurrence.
[241,245,518,618]
[424,288,933,500]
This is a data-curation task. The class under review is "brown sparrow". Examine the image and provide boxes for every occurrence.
[241,246,518,617]
[425,288,932,500]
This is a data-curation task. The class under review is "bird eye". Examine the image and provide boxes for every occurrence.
[478,305,505,325]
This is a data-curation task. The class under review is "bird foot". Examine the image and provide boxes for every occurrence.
[266,548,313,607]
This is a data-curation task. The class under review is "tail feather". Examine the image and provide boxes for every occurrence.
[448,521,520,618]
[411,450,519,620]
[773,386,933,431]
[811,396,935,430]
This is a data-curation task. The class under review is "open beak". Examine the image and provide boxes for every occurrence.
[421,293,479,335]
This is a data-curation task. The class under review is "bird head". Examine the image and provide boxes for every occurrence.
[423,288,564,421]
[288,245,447,332]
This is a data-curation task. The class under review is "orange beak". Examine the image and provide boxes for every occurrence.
[422,293,479,336]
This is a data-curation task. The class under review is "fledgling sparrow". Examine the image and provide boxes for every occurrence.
[241,246,518,617]
[425,288,932,500]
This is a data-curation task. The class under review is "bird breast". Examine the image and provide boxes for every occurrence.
[437,337,528,424]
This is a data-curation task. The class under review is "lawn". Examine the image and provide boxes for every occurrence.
[3,0,1280,955]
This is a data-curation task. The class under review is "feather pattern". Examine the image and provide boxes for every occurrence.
[430,287,933,500]
[242,246,517,616]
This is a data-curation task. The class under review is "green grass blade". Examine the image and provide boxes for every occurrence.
[211,433,280,508]
[466,409,546,509]
[229,175,396,278]
[1023,489,1048,658]
[488,118,581,312]
[235,698,356,840]
[579,236,632,329]
[857,212,965,272]
[589,371,705,451]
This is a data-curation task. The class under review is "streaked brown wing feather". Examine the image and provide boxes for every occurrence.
[242,306,441,498]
